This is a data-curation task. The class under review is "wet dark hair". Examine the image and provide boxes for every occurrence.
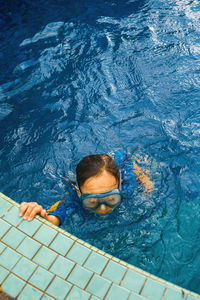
[76,154,120,191]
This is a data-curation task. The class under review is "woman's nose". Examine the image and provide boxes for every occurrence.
[100,204,107,211]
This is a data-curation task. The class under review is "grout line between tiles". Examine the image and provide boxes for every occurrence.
[41,293,57,300]
[100,259,110,277]
[15,234,34,252]
[0,247,6,257]
[64,240,76,257]
[47,231,59,248]
[139,278,147,295]
[65,262,77,281]
[64,284,74,300]
[0,270,10,286]
[1,205,13,218]
[47,254,59,271]
[32,221,44,237]
[84,272,95,290]
[82,250,93,267]
[30,244,43,261]
[81,250,92,266]
[43,274,56,294]
[10,274,26,299]
[16,281,29,299]
[119,268,128,286]
[181,289,186,298]
[103,282,113,300]
[161,287,167,300]
[0,226,12,242]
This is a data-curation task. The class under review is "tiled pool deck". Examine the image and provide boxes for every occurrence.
[0,192,199,300]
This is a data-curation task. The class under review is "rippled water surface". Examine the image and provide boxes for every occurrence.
[1,0,200,293]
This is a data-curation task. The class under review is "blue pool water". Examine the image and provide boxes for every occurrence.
[1,0,200,294]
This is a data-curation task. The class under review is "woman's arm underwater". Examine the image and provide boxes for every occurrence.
[132,161,154,192]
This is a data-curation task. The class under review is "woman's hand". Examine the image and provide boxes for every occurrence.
[19,202,47,221]
[138,174,154,192]
[19,202,60,225]
[132,161,154,192]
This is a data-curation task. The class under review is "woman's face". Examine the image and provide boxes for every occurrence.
[79,170,119,215]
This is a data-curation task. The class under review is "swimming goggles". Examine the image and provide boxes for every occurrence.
[79,171,122,211]
[80,189,122,211]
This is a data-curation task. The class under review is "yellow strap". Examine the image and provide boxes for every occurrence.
[47,200,65,214]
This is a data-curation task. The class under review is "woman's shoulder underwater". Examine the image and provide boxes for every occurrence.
[111,150,137,194]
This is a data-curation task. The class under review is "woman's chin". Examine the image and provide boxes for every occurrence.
[94,210,113,218]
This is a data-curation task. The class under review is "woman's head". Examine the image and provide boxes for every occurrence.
[76,154,120,191]
[76,154,121,215]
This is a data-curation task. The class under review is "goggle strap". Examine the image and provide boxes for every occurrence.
[119,170,122,190]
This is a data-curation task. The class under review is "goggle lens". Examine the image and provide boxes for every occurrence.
[81,191,122,211]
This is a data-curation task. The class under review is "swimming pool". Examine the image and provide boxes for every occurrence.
[0,0,200,294]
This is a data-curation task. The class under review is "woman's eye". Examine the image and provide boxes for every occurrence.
[89,199,97,203]
[107,198,117,204]
[87,198,98,206]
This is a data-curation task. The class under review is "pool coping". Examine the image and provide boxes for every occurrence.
[0,192,200,300]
